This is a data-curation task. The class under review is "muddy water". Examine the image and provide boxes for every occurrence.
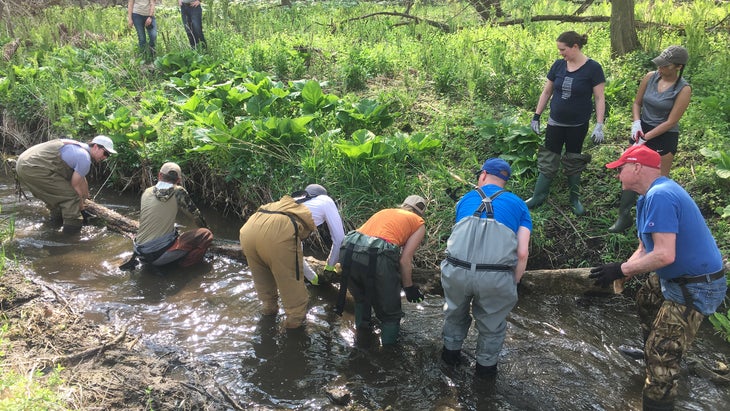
[2,174,729,410]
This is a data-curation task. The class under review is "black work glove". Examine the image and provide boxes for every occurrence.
[588,263,626,288]
[81,209,96,225]
[403,285,424,303]
[320,269,337,284]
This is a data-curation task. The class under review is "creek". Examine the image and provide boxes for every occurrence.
[1,173,728,410]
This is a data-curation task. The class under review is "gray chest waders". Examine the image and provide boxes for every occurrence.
[335,239,379,316]
[445,188,516,271]
[258,209,302,281]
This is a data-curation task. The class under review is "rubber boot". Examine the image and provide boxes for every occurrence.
[608,190,638,233]
[62,219,83,234]
[48,207,63,226]
[475,362,497,378]
[441,346,463,366]
[354,303,371,329]
[567,174,585,216]
[525,174,553,209]
[642,393,674,411]
[380,321,400,345]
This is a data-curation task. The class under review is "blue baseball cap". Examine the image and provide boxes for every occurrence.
[476,158,512,181]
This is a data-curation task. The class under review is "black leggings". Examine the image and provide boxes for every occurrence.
[545,123,589,154]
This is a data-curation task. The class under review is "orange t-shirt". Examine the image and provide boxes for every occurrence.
[357,208,424,246]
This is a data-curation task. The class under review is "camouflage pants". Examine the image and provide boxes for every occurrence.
[636,274,705,403]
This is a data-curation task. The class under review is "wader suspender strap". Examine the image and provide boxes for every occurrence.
[474,187,506,218]
[335,242,356,315]
[445,188,512,272]
[258,210,302,281]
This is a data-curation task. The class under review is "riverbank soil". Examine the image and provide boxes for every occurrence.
[0,267,228,410]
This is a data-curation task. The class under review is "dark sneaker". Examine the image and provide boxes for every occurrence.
[475,363,497,378]
[441,346,463,366]
[619,345,645,360]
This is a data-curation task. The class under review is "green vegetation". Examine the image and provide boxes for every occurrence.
[0,1,728,325]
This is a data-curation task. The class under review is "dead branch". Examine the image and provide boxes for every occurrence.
[46,325,129,365]
[338,11,451,33]
[218,385,246,411]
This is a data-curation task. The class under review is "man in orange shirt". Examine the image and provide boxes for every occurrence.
[336,195,427,345]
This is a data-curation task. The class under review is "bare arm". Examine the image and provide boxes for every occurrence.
[399,225,426,287]
[621,232,676,277]
[514,226,531,283]
[644,86,692,140]
[70,171,89,211]
[593,82,606,123]
[534,80,554,115]
[127,0,134,27]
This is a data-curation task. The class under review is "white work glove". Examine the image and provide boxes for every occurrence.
[630,120,643,143]
[634,136,647,146]
[530,113,541,135]
[590,123,604,144]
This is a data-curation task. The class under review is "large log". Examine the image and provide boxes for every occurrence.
[85,200,611,295]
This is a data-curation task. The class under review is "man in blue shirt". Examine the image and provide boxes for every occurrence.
[590,145,726,410]
[440,158,532,378]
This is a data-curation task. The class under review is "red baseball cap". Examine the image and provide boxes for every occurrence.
[605,145,661,169]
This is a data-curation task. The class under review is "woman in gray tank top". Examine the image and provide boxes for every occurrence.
[609,45,691,233]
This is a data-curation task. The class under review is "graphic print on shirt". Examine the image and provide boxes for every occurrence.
[561,77,573,100]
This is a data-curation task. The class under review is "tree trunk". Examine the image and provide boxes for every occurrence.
[467,0,503,22]
[610,0,641,57]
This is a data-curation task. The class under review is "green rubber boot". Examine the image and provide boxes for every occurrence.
[525,174,553,209]
[354,303,371,329]
[567,174,585,216]
[608,190,638,233]
[380,322,400,345]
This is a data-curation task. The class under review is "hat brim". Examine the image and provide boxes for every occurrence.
[605,159,625,169]
[651,56,670,66]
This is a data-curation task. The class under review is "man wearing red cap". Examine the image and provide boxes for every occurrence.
[590,145,726,410]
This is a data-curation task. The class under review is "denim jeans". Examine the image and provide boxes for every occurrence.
[180,4,206,49]
[131,13,157,56]
[660,274,727,316]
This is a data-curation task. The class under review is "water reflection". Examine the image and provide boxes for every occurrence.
[2,176,729,410]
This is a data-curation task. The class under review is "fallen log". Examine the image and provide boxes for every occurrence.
[84,200,612,296]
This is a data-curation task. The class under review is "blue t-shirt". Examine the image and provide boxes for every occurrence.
[547,58,605,125]
[636,176,723,279]
[455,184,532,234]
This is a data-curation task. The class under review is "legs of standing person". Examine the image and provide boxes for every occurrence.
[525,126,562,209]
[131,13,155,59]
[636,274,663,343]
[181,4,206,49]
[561,123,590,216]
[642,300,704,410]
[471,271,518,372]
[16,164,82,232]
[441,263,473,365]
[370,250,404,345]
[240,215,309,327]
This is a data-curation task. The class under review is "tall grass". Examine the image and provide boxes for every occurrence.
[0,0,729,271]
